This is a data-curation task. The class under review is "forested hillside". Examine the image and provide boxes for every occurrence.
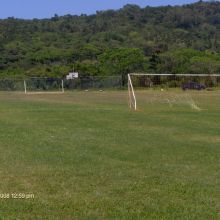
[1,1,220,78]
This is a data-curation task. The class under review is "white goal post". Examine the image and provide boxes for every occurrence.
[128,74,137,110]
[24,77,64,94]
[128,73,220,111]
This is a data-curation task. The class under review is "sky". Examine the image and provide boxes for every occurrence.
[0,0,200,19]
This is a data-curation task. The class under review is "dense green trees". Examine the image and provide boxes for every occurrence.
[157,49,220,75]
[99,48,146,85]
[1,1,220,78]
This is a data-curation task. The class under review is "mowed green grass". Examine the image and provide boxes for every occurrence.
[0,91,220,220]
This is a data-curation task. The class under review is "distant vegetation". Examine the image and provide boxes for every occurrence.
[1,1,220,78]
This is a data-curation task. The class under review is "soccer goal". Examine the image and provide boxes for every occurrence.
[24,77,64,94]
[128,73,220,111]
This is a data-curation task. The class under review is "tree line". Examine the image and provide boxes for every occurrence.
[1,1,220,80]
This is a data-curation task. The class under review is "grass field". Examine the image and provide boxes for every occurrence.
[0,90,220,220]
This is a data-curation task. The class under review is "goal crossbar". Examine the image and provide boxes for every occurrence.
[129,73,220,77]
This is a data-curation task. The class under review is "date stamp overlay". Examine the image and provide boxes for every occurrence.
[0,193,35,199]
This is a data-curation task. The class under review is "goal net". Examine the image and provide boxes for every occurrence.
[128,73,220,111]
[24,77,64,94]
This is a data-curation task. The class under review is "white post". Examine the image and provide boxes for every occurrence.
[128,74,132,108]
[61,80,64,93]
[24,80,27,94]
[128,74,137,111]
